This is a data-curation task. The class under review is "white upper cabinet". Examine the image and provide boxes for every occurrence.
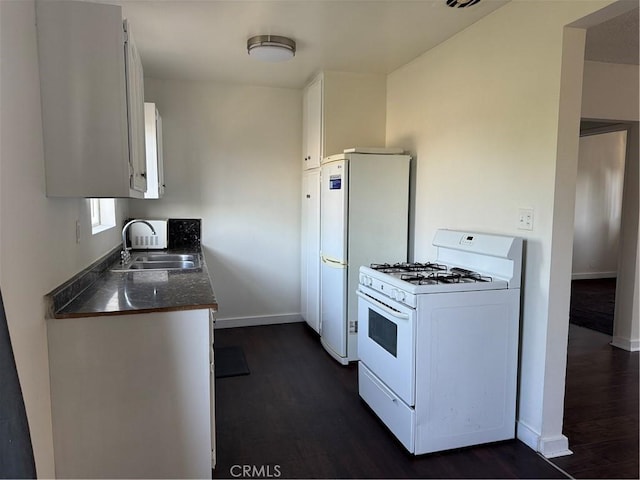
[302,77,323,170]
[36,0,146,198]
[301,71,387,170]
[124,20,147,195]
[143,102,165,199]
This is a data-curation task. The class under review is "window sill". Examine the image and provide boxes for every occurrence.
[91,224,115,235]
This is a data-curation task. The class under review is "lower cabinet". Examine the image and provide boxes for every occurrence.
[47,309,215,479]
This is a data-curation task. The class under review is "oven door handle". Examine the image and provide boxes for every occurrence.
[356,290,410,320]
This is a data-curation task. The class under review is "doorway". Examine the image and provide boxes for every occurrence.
[570,125,628,336]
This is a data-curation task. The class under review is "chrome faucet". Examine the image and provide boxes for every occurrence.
[121,219,157,264]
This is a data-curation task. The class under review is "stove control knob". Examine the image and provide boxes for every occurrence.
[393,290,406,302]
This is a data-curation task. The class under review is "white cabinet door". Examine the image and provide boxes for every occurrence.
[48,310,213,478]
[302,71,388,165]
[209,309,217,469]
[124,20,147,194]
[156,113,165,197]
[36,0,146,198]
[301,170,321,333]
[144,102,165,199]
[302,77,322,170]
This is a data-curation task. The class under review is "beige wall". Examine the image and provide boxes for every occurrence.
[0,1,129,475]
[582,61,640,122]
[130,79,302,326]
[385,0,613,457]
[573,131,627,278]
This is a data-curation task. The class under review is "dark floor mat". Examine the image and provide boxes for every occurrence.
[215,346,250,378]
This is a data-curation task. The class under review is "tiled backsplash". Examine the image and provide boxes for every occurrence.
[168,218,201,249]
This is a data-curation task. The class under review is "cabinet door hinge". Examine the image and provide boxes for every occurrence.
[122,19,129,43]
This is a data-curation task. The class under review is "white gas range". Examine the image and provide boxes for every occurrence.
[356,229,523,455]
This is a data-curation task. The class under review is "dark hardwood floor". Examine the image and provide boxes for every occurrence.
[550,324,639,479]
[212,322,566,479]
[569,279,616,335]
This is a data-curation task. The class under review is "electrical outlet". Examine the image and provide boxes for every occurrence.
[518,208,534,231]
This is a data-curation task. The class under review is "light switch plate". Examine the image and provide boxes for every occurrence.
[518,208,534,231]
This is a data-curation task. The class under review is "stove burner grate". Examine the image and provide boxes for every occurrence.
[370,262,447,273]
[450,267,493,283]
[399,269,493,285]
[370,263,493,285]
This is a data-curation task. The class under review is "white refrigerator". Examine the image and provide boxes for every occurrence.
[320,150,410,364]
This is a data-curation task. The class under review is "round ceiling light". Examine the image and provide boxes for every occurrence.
[247,35,296,62]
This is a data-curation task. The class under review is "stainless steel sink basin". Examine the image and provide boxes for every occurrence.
[136,254,197,262]
[111,252,201,272]
[128,261,197,270]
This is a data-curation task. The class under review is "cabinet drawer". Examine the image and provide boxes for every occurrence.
[358,362,415,453]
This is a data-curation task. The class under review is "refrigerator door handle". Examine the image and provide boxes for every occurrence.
[321,255,347,268]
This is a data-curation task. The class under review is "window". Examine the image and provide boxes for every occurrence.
[89,198,117,234]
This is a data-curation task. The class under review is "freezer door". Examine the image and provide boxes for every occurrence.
[320,159,348,262]
[320,259,347,358]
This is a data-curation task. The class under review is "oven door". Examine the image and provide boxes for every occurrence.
[356,287,416,406]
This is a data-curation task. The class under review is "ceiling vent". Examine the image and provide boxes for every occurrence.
[446,0,481,7]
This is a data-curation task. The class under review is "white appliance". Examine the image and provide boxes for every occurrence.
[357,229,523,455]
[320,150,410,365]
[129,219,168,249]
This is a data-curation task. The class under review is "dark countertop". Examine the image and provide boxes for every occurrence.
[47,247,218,319]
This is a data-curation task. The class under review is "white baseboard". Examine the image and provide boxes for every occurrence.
[538,435,573,458]
[571,272,617,280]
[516,421,539,452]
[611,336,640,352]
[214,313,303,329]
[516,421,573,458]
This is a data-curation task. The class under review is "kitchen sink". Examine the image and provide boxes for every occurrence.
[136,254,197,262]
[111,252,201,272]
[127,261,197,270]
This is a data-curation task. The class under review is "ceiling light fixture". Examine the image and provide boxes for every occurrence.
[446,0,481,7]
[247,35,296,62]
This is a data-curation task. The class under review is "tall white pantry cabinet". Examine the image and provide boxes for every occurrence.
[300,71,387,334]
[36,0,147,198]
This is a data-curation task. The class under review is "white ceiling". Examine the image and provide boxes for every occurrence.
[584,7,639,65]
[99,0,638,89]
[105,0,509,88]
